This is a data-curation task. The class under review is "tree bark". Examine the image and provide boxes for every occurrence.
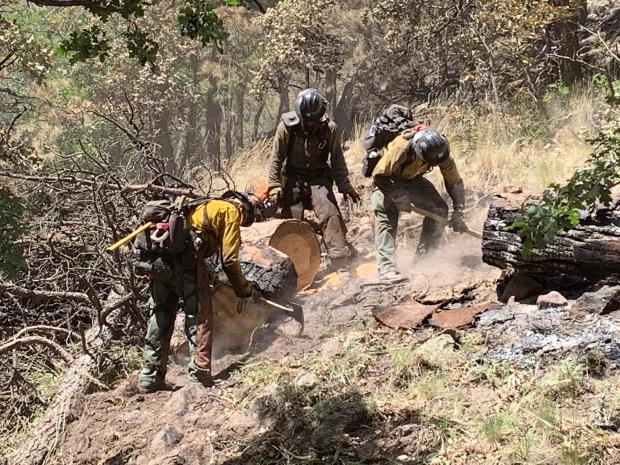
[155,109,176,174]
[275,78,290,128]
[205,77,222,170]
[324,69,338,111]
[549,0,588,84]
[482,195,620,279]
[333,78,357,140]
[183,54,200,167]
[252,99,265,140]
[7,292,131,465]
[214,219,321,296]
[234,85,245,150]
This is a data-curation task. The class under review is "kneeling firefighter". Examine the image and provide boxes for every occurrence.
[267,88,361,268]
[135,191,262,392]
[371,128,468,282]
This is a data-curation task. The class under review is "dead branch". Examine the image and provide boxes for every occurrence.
[0,280,90,303]
[0,170,200,197]
[0,336,74,363]
[9,325,80,342]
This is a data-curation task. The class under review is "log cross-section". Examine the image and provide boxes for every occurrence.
[482,195,620,279]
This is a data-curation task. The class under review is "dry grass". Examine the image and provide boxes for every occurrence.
[229,85,605,198]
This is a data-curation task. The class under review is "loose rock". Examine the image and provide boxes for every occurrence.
[536,291,568,309]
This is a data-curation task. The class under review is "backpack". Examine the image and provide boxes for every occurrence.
[361,104,425,177]
[134,196,209,256]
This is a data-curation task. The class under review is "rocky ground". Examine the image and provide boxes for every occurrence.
[47,216,620,465]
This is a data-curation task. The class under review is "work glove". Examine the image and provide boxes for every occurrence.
[236,288,257,314]
[449,211,468,233]
[269,187,282,206]
[342,186,361,203]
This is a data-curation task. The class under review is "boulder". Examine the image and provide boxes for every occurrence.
[572,286,620,316]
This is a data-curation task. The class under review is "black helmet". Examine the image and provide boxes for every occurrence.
[411,129,450,166]
[294,88,327,122]
[221,190,265,227]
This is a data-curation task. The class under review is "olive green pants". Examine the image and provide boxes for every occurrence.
[371,176,448,275]
[138,256,212,388]
[281,177,349,260]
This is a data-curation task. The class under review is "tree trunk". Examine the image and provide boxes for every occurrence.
[324,69,337,111]
[275,78,290,128]
[482,195,620,279]
[252,99,265,140]
[549,0,587,84]
[205,78,222,170]
[234,85,245,150]
[155,109,176,174]
[214,219,321,296]
[242,219,321,290]
[183,54,199,167]
[333,78,357,140]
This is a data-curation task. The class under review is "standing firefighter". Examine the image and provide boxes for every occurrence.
[371,128,468,282]
[267,88,361,268]
[135,191,261,392]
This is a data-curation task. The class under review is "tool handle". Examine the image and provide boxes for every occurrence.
[258,296,294,313]
[410,206,482,239]
[106,222,153,252]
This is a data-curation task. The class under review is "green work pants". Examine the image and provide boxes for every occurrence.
[138,255,212,388]
[370,176,448,274]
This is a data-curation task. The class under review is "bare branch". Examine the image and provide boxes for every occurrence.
[0,336,74,363]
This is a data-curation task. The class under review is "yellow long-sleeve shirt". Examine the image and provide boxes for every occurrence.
[372,134,462,186]
[187,199,252,298]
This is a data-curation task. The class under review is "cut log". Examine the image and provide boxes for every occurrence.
[482,195,620,279]
[241,219,321,290]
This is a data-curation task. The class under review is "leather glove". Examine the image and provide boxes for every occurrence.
[449,211,468,233]
[342,186,361,203]
[269,187,282,206]
[236,289,256,314]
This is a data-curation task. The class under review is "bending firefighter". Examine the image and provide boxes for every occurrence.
[371,128,468,282]
[135,191,261,392]
[267,88,360,268]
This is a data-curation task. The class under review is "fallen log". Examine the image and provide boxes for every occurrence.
[241,219,321,290]
[482,195,620,279]
[7,292,132,465]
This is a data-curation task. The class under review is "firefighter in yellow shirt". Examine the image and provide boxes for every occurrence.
[138,191,261,392]
[371,128,467,282]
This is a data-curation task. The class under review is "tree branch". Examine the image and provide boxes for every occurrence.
[0,336,74,362]
[251,0,266,14]
[26,0,123,15]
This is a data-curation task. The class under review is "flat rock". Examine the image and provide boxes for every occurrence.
[372,300,439,329]
[477,308,514,327]
[572,286,620,316]
[537,291,568,309]
[430,302,501,329]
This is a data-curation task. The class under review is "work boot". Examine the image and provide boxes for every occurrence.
[379,270,408,283]
[188,359,214,388]
[138,379,174,394]
[138,365,168,393]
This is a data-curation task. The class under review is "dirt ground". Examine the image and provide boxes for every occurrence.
[51,208,620,465]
